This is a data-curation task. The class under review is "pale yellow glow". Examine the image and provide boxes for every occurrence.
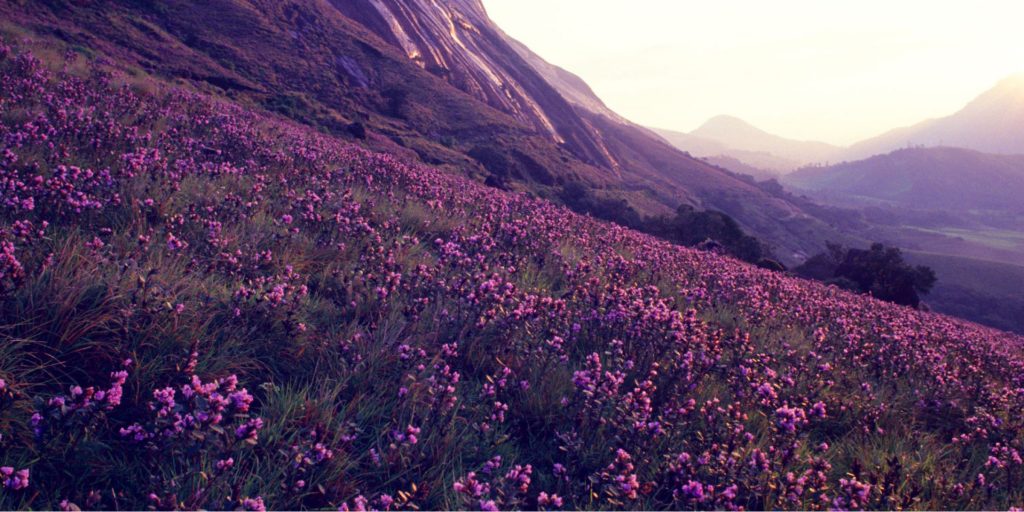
[482,0,1024,145]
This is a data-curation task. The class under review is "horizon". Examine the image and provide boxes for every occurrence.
[483,0,1024,146]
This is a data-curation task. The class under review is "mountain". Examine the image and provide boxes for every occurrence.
[691,115,842,165]
[650,117,841,174]
[651,127,802,173]
[329,0,619,168]
[845,74,1024,160]
[785,147,1024,213]
[660,74,1024,173]
[1,0,845,261]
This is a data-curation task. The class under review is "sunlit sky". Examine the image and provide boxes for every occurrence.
[482,0,1024,146]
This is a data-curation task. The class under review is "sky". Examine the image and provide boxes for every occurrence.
[482,0,1024,146]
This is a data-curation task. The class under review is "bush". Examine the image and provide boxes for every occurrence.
[643,205,769,264]
[557,182,643,228]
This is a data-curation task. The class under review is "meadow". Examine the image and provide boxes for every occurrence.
[1,43,1023,510]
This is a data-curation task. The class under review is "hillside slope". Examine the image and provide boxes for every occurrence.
[328,0,847,260]
[1,41,1022,510]
[0,0,844,261]
[905,252,1024,335]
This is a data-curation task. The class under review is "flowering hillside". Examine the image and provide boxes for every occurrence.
[1,44,1023,511]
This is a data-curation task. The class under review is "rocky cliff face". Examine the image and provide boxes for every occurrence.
[330,0,621,170]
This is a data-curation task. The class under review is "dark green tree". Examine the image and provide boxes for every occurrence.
[796,242,937,308]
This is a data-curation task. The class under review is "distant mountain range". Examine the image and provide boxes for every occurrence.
[652,127,805,174]
[845,74,1024,160]
[690,115,841,164]
[784,147,1024,214]
[657,74,1024,176]
[652,119,844,177]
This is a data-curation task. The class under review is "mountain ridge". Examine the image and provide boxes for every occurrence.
[785,146,1024,213]
[655,74,1024,173]
[843,74,1024,160]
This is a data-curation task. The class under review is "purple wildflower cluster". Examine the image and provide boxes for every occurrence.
[0,379,28,498]
[0,467,29,492]
[119,372,259,444]
[117,358,266,509]
[453,458,556,510]
[284,430,335,492]
[30,361,130,444]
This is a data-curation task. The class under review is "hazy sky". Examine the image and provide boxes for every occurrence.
[482,1,1024,145]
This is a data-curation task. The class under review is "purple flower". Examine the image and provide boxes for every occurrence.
[811,401,827,418]
[678,480,704,502]
[235,417,264,441]
[0,467,29,491]
[775,405,808,433]
[215,457,234,472]
[240,496,266,511]
[538,492,563,508]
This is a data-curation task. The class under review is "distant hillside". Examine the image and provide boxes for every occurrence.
[845,74,1024,160]
[785,147,1024,213]
[659,74,1024,172]
[906,252,1024,334]
[699,155,781,181]
[783,146,1024,334]
[651,117,840,174]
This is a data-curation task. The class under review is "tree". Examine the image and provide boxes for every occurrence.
[795,242,936,308]
[648,205,767,263]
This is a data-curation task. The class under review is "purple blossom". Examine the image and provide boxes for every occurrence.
[0,467,29,491]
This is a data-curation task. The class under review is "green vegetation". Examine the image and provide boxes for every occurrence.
[558,183,771,264]
[796,243,937,308]
[645,205,770,265]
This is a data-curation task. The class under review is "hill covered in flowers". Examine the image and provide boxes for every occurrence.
[1,43,1023,511]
